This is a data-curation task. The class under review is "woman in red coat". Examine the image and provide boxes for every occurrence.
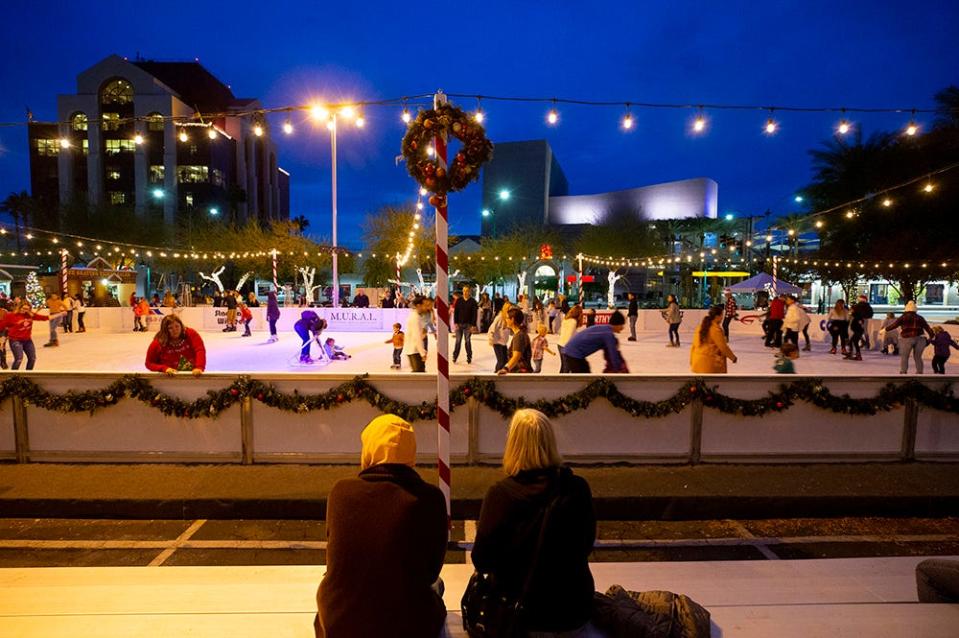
[145,315,206,375]
[0,300,49,370]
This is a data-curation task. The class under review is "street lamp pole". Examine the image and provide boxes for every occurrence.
[330,113,339,308]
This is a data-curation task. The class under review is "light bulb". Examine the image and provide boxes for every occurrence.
[133,133,144,145]
[253,124,264,137]
[419,187,428,196]
[923,183,934,193]
[207,128,217,139]
[546,109,559,125]
[59,138,71,149]
[339,106,355,120]
[846,210,855,218]
[401,109,412,124]
[905,122,918,136]
[764,118,778,134]
[355,116,365,128]
[622,113,634,130]
[765,235,773,242]
[882,198,892,207]
[426,145,435,157]
[815,221,824,228]
[837,120,851,135]
[473,109,485,124]
[692,115,706,133]
[283,121,293,135]
[178,131,188,143]
[310,105,329,122]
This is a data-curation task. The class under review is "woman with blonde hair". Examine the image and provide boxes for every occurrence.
[470,409,599,636]
[316,414,448,637]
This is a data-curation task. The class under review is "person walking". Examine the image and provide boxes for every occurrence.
[75,293,86,333]
[885,301,935,374]
[452,285,478,364]
[930,326,959,374]
[531,323,556,373]
[487,302,513,372]
[315,415,447,638]
[0,300,49,370]
[556,305,582,374]
[782,295,803,350]
[690,305,738,373]
[661,294,682,347]
[563,311,628,373]
[144,315,206,375]
[403,296,433,373]
[722,289,738,338]
[764,294,785,348]
[44,293,66,347]
[266,290,280,343]
[497,308,533,375]
[469,409,598,637]
[827,299,850,355]
[846,294,875,361]
[626,292,638,341]
[385,322,404,369]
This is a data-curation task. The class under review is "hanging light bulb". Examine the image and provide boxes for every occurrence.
[207,127,217,140]
[355,115,365,128]
[923,182,935,193]
[692,111,707,133]
[815,220,824,228]
[546,107,559,125]
[473,97,485,124]
[882,198,893,207]
[178,130,188,143]
[837,117,851,135]
[133,133,144,145]
[401,108,412,124]
[845,210,856,218]
[905,121,919,136]
[59,138,71,149]
[310,105,330,122]
[621,106,634,130]
[253,123,264,137]
[283,120,294,135]
[764,117,778,135]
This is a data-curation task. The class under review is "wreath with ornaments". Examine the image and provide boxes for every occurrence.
[401,103,493,206]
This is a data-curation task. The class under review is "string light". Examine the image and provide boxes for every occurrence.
[837,113,851,135]
[355,116,365,128]
[178,130,189,143]
[882,198,893,207]
[621,106,634,131]
[692,110,706,134]
[283,120,293,135]
[253,124,264,137]
[923,182,935,193]
[58,138,71,149]
[905,121,919,136]
[207,127,217,139]
[133,133,144,145]
[401,108,412,124]
[310,105,329,122]
[473,97,485,124]
[764,117,778,135]
[546,100,559,125]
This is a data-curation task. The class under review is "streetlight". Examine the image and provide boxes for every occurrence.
[209,207,219,216]
[498,189,510,201]
[311,103,363,308]
[152,189,164,199]
[482,208,497,236]
[724,213,735,221]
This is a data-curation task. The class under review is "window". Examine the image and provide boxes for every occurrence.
[869,284,888,305]
[33,138,59,157]
[109,191,127,205]
[212,168,225,187]
[177,166,209,183]
[105,139,135,155]
[189,143,198,155]
[107,168,121,181]
[100,79,134,105]
[185,194,194,207]
[924,284,945,305]
[149,165,165,183]
[146,113,164,131]
[101,112,121,131]
[71,113,88,132]
[82,139,89,156]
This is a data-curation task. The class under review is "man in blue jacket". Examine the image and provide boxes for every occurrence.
[563,311,628,373]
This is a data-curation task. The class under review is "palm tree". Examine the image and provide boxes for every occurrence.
[0,191,35,250]
[773,213,812,257]
[291,215,310,234]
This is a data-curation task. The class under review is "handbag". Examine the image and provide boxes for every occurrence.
[462,473,563,638]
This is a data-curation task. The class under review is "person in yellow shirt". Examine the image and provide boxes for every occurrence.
[690,305,738,373]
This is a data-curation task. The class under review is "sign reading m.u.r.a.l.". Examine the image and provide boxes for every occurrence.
[322,309,383,331]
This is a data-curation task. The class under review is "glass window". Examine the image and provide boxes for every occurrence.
[71,113,88,132]
[82,139,89,156]
[105,139,135,154]
[107,168,121,181]
[189,143,198,155]
[102,112,121,131]
[924,284,944,305]
[109,191,127,205]
[100,79,134,105]
[869,284,888,305]
[149,165,165,183]
[185,194,194,207]
[146,113,164,131]
[212,168,225,187]
[177,166,209,183]
[33,139,59,157]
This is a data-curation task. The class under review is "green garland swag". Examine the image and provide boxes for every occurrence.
[0,375,956,421]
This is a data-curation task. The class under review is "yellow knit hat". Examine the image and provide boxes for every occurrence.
[360,414,417,469]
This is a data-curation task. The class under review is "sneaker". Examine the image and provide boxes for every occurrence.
[852,354,862,361]
[43,341,59,347]
[627,337,636,341]
[829,347,837,354]
[299,356,314,364]
[222,327,230,332]
[242,333,251,337]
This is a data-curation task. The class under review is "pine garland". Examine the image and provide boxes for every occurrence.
[0,374,956,421]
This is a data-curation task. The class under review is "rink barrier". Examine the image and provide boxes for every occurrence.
[0,373,957,465]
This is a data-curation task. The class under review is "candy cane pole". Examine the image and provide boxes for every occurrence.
[60,249,68,295]
[271,249,278,290]
[577,254,584,305]
[432,90,451,521]
[772,255,779,296]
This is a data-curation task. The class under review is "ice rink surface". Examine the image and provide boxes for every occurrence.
[7,324,940,376]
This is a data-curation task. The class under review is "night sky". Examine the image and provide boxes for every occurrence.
[1,1,957,247]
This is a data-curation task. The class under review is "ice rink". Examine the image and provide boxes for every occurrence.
[6,323,942,376]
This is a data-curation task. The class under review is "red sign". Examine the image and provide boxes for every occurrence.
[539,243,553,260]
[566,275,595,283]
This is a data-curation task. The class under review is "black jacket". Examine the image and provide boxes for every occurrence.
[472,467,596,632]
[454,296,478,326]
[628,298,638,317]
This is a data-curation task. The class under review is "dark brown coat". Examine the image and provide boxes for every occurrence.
[315,464,448,638]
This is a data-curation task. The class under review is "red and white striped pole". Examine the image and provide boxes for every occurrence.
[772,255,779,296]
[577,254,584,305]
[60,249,68,295]
[271,249,278,291]
[432,91,451,521]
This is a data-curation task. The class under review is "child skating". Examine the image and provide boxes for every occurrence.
[385,322,404,369]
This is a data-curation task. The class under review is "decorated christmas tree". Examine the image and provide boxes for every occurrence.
[25,271,46,308]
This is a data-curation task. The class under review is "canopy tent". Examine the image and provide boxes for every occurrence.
[727,272,802,295]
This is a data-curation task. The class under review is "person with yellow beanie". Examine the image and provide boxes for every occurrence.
[315,414,448,638]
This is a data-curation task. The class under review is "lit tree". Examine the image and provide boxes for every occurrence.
[25,271,45,308]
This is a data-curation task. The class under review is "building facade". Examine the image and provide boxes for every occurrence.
[28,54,289,226]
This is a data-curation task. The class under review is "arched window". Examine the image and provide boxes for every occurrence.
[70,112,88,132]
[100,78,134,105]
[146,112,164,131]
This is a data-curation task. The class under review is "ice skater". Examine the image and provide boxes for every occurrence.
[145,315,206,375]
[266,290,280,342]
[385,322,404,369]
[294,310,327,364]
[0,300,49,370]
[324,338,351,360]
[531,323,556,373]
[661,294,682,347]
[239,302,253,337]
[930,326,959,375]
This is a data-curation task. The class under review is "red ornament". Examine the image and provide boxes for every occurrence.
[463,387,471,396]
[336,393,346,403]
[689,386,697,394]
[230,388,239,396]
[256,393,265,401]
[422,162,436,176]
[455,152,466,164]
[775,401,784,409]
[425,177,436,189]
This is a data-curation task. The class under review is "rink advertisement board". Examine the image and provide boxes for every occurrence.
[320,308,384,331]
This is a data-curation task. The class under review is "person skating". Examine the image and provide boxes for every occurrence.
[827,299,850,355]
[531,322,556,373]
[0,300,48,369]
[75,293,87,332]
[880,312,900,355]
[452,285,478,364]
[497,308,533,375]
[556,305,582,373]
[563,311,627,373]
[212,290,223,307]
[782,295,806,353]
[294,310,327,364]
[886,300,935,374]
[690,305,738,374]
[145,315,206,375]
[627,292,638,341]
[239,301,253,337]
[487,302,513,372]
[846,294,874,361]
[62,294,75,333]
[764,294,785,348]
[402,296,433,373]
[246,292,260,308]
[722,289,738,338]
[133,297,149,332]
[266,290,280,342]
[930,326,959,374]
[0,300,8,369]
[661,294,682,347]
[385,322,404,369]
[223,290,238,332]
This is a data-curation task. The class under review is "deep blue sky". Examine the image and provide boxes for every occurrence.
[1,0,957,247]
